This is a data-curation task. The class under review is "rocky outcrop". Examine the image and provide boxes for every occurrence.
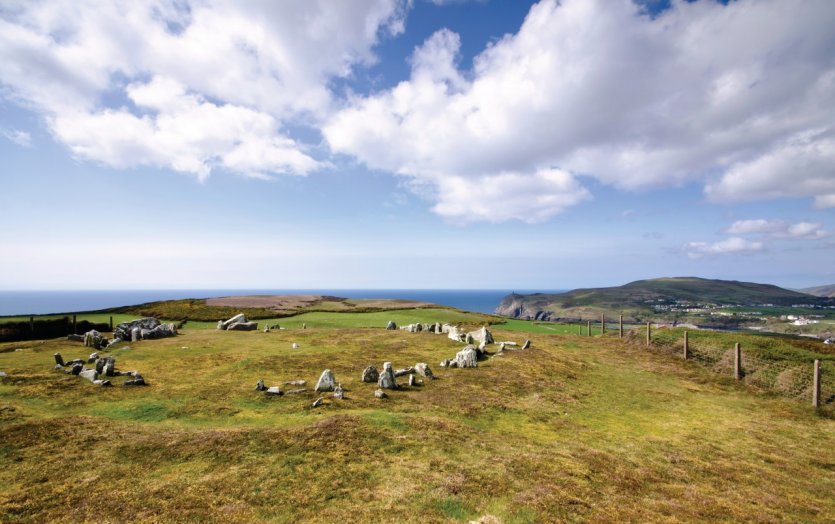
[494,293,554,320]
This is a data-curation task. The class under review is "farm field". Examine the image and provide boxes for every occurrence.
[1,311,834,522]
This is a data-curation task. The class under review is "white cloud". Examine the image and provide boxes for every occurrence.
[685,237,764,259]
[726,219,830,240]
[0,127,31,146]
[325,0,835,222]
[431,169,591,224]
[0,0,406,179]
[726,219,787,235]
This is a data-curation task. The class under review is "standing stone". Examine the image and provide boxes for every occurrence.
[447,326,463,342]
[124,373,146,386]
[79,369,98,382]
[103,357,116,377]
[377,362,397,389]
[255,379,266,391]
[408,374,416,387]
[333,384,344,399]
[386,321,397,330]
[315,369,336,392]
[263,325,271,333]
[415,363,434,379]
[469,326,494,346]
[217,320,224,330]
[95,358,106,374]
[522,340,531,349]
[54,353,64,366]
[374,389,387,399]
[465,333,475,344]
[302,323,306,330]
[131,327,142,342]
[265,386,282,396]
[87,352,99,363]
[71,363,83,375]
[361,365,379,383]
[453,346,479,368]
[439,359,450,368]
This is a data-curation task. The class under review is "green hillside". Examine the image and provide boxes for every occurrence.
[801,284,835,298]
[495,277,830,323]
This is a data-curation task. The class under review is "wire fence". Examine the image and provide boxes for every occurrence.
[624,326,834,413]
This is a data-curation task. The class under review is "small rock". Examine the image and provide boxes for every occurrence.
[79,369,98,382]
[374,389,387,399]
[53,364,64,371]
[103,357,116,377]
[227,321,258,331]
[71,363,83,375]
[408,374,416,387]
[95,358,106,374]
[312,397,324,408]
[302,323,306,329]
[361,365,379,383]
[439,359,449,368]
[386,321,397,330]
[124,373,146,386]
[265,386,282,396]
[285,389,307,395]
[522,339,531,349]
[377,362,398,389]
[255,379,266,391]
[315,369,336,392]
[54,353,64,366]
[263,325,271,333]
[0,371,6,378]
[415,362,434,379]
[292,343,299,349]
[87,352,99,363]
[333,384,344,399]
[66,334,84,342]
[284,380,306,386]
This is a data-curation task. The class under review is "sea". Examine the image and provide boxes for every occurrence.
[0,289,566,317]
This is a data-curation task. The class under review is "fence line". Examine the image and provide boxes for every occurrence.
[622,324,833,411]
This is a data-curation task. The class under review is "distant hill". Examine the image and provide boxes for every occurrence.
[495,277,825,322]
[800,284,835,298]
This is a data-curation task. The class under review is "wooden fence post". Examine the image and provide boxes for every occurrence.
[110,316,113,332]
[29,315,34,335]
[619,315,623,338]
[72,314,77,334]
[601,313,605,334]
[813,359,821,408]
[683,331,689,360]
[646,322,651,346]
[578,323,582,336]
[734,343,741,379]
[587,320,591,336]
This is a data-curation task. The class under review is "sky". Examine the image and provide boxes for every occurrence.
[1,0,834,290]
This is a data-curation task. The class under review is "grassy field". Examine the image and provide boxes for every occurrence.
[1,312,834,522]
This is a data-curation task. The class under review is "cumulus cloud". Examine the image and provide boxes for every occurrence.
[726,219,830,239]
[685,237,764,259]
[0,0,406,179]
[325,0,835,221]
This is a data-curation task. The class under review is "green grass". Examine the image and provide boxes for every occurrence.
[0,309,833,522]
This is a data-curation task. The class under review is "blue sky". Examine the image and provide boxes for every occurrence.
[1,0,834,290]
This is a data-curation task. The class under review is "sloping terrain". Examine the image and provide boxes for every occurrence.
[1,312,833,522]
[496,277,826,322]
[801,284,835,298]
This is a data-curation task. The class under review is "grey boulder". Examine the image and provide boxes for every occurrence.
[315,369,336,392]
[377,362,397,389]
[453,346,479,368]
[415,362,434,379]
[79,369,98,382]
[361,366,379,383]
[386,321,397,330]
